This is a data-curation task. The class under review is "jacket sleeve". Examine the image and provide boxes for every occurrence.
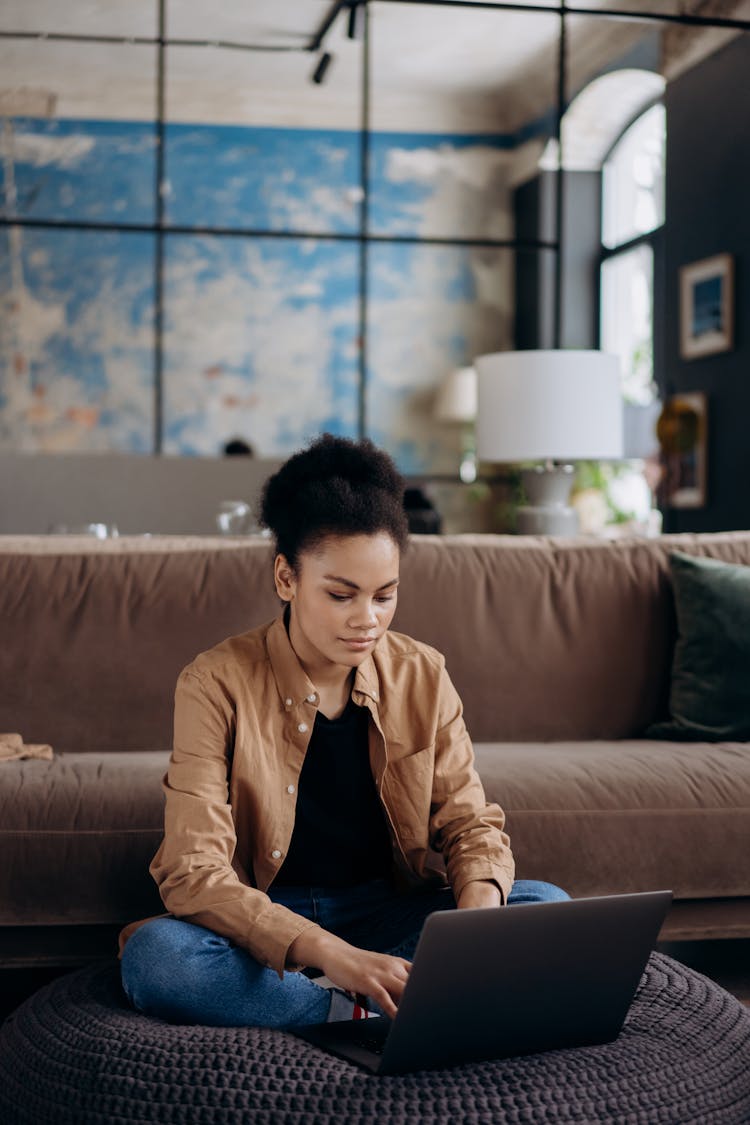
[149,666,321,978]
[428,664,515,903]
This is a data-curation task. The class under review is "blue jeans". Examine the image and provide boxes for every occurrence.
[120,878,569,1029]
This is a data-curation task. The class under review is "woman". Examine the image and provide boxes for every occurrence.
[120,435,568,1027]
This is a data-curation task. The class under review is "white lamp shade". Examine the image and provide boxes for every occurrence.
[434,366,477,423]
[475,350,624,462]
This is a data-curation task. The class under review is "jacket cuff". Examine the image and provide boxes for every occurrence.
[451,862,515,907]
[249,902,323,979]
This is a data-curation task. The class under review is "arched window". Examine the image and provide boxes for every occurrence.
[596,102,666,529]
[600,103,666,407]
[602,103,665,252]
[547,78,666,532]
[540,72,665,410]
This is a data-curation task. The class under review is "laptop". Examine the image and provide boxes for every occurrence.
[292,890,672,1074]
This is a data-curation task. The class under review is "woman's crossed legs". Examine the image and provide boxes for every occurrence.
[120,878,569,1028]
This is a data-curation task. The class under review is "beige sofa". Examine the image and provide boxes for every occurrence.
[2,531,749,968]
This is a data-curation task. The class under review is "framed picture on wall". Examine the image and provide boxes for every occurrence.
[656,392,708,509]
[679,253,734,360]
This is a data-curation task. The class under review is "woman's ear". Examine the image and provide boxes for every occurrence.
[274,554,296,602]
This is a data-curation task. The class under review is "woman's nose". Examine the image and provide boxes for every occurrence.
[350,600,377,628]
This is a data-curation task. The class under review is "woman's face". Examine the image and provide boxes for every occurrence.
[275,532,400,677]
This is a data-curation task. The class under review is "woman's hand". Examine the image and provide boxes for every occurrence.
[288,929,411,1018]
[457,880,502,910]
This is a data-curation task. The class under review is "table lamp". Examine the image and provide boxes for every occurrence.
[475,350,623,534]
[434,366,478,483]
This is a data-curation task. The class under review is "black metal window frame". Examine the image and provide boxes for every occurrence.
[1,0,748,454]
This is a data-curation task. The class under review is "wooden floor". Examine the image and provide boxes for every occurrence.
[2,938,749,1025]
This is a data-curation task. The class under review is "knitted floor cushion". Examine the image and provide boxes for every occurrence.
[1,952,749,1125]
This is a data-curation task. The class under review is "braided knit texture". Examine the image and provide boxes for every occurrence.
[1,952,749,1124]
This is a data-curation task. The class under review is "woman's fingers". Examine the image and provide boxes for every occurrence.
[370,972,406,1019]
[371,983,399,1019]
[370,962,411,1017]
[318,941,413,1014]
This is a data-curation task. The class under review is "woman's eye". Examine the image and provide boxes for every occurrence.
[328,592,394,604]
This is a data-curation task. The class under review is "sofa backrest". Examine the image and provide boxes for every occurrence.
[1,537,279,754]
[392,531,750,741]
[3,530,750,751]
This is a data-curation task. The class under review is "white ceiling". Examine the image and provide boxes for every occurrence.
[0,1,746,132]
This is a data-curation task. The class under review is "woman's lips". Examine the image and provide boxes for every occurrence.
[340,637,376,650]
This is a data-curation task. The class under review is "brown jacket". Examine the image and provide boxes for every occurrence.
[119,616,514,977]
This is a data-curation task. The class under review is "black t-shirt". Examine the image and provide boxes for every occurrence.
[274,697,393,887]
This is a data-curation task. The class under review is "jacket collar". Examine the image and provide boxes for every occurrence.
[266,615,317,709]
[352,655,381,705]
[265,613,382,709]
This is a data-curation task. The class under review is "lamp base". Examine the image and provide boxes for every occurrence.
[516,504,579,536]
[517,464,580,536]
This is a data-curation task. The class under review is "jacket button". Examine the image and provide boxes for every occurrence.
[287,784,296,794]
[271,849,282,860]
[298,722,308,733]
[285,698,293,707]
[307,693,317,703]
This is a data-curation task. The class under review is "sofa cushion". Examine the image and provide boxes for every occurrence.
[474,740,750,901]
[648,552,750,741]
[0,752,168,925]
[4,740,749,929]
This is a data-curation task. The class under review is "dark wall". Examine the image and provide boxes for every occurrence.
[514,170,601,351]
[514,174,556,349]
[662,32,750,532]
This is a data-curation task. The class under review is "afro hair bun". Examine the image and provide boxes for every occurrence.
[259,433,408,564]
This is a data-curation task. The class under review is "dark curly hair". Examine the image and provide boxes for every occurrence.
[259,434,409,567]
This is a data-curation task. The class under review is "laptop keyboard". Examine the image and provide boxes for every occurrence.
[352,1033,386,1054]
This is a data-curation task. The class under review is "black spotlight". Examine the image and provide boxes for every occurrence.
[347,1,362,40]
[312,51,333,85]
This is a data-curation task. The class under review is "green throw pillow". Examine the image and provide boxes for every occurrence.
[647,551,750,741]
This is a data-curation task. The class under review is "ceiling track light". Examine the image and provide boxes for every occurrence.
[347,1,363,40]
[308,0,348,54]
[312,51,333,85]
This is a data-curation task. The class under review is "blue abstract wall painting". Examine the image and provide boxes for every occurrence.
[162,235,360,456]
[368,131,514,241]
[0,118,514,469]
[1,118,156,225]
[164,125,361,235]
[0,225,154,451]
[367,242,512,473]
